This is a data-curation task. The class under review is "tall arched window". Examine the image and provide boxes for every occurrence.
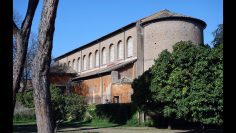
[89,53,93,69]
[83,55,87,71]
[72,59,76,70]
[68,61,71,67]
[95,50,99,67]
[127,37,133,57]
[102,47,106,65]
[109,44,114,63]
[117,41,123,59]
[77,57,81,72]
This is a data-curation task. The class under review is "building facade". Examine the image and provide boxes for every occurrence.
[54,10,206,104]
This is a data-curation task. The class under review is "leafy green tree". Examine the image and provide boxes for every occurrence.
[132,69,154,111]
[149,41,223,128]
[212,24,223,47]
[150,47,180,129]
[187,43,223,125]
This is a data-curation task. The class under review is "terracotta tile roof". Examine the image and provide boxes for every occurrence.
[140,9,189,23]
[50,64,77,75]
[72,58,137,81]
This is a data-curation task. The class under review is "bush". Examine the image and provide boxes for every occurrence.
[126,111,139,126]
[14,113,36,122]
[14,102,35,122]
[16,91,34,108]
[84,104,96,122]
[51,85,66,121]
[15,85,86,122]
[64,94,86,121]
[94,103,136,124]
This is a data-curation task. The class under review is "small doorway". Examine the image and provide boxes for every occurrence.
[113,96,119,103]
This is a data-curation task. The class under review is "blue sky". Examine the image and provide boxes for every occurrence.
[14,0,223,58]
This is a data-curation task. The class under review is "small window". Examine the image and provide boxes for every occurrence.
[102,47,106,65]
[117,41,123,59]
[95,50,99,67]
[109,44,115,63]
[89,53,93,69]
[83,55,86,71]
[77,58,81,72]
[127,37,133,57]
[72,59,76,70]
[68,61,71,67]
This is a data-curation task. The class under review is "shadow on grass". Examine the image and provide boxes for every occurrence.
[57,124,123,132]
[57,120,125,132]
[145,114,223,133]
[13,121,124,133]
[175,128,223,133]
[13,123,37,133]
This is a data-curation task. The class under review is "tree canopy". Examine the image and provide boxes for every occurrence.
[132,41,223,126]
[212,24,223,47]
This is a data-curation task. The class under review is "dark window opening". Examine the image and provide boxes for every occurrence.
[113,96,119,103]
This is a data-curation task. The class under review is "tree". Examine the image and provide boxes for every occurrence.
[149,41,223,129]
[150,48,177,129]
[187,43,223,126]
[212,24,223,47]
[13,0,39,112]
[21,33,37,92]
[132,69,153,112]
[31,0,59,132]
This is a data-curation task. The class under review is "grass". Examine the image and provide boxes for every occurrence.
[85,119,119,127]
[13,120,36,125]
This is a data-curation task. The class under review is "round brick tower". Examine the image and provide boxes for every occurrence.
[140,9,207,70]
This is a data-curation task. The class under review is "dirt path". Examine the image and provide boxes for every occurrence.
[57,126,191,133]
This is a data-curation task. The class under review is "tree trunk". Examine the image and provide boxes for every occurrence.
[201,123,205,133]
[13,0,39,113]
[31,0,59,132]
[13,35,26,111]
[168,118,172,130]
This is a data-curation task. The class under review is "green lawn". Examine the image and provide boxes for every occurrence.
[13,118,140,131]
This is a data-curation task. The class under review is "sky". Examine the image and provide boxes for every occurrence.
[13,0,223,58]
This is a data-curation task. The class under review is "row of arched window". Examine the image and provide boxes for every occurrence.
[65,37,133,72]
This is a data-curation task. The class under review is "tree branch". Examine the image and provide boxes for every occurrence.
[21,0,39,34]
[13,21,19,36]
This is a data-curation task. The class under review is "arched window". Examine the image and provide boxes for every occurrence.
[64,63,66,67]
[127,37,133,57]
[77,57,81,72]
[109,44,114,63]
[117,41,123,59]
[95,50,99,67]
[72,59,76,70]
[88,53,93,69]
[102,47,106,65]
[68,61,71,67]
[83,55,87,71]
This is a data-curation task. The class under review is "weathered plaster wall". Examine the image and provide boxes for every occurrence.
[143,19,204,71]
[111,83,133,103]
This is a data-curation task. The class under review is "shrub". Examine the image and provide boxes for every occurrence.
[14,102,35,122]
[94,103,135,124]
[64,94,86,121]
[15,85,86,122]
[84,104,96,122]
[50,85,66,121]
[126,111,139,126]
[16,91,34,108]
